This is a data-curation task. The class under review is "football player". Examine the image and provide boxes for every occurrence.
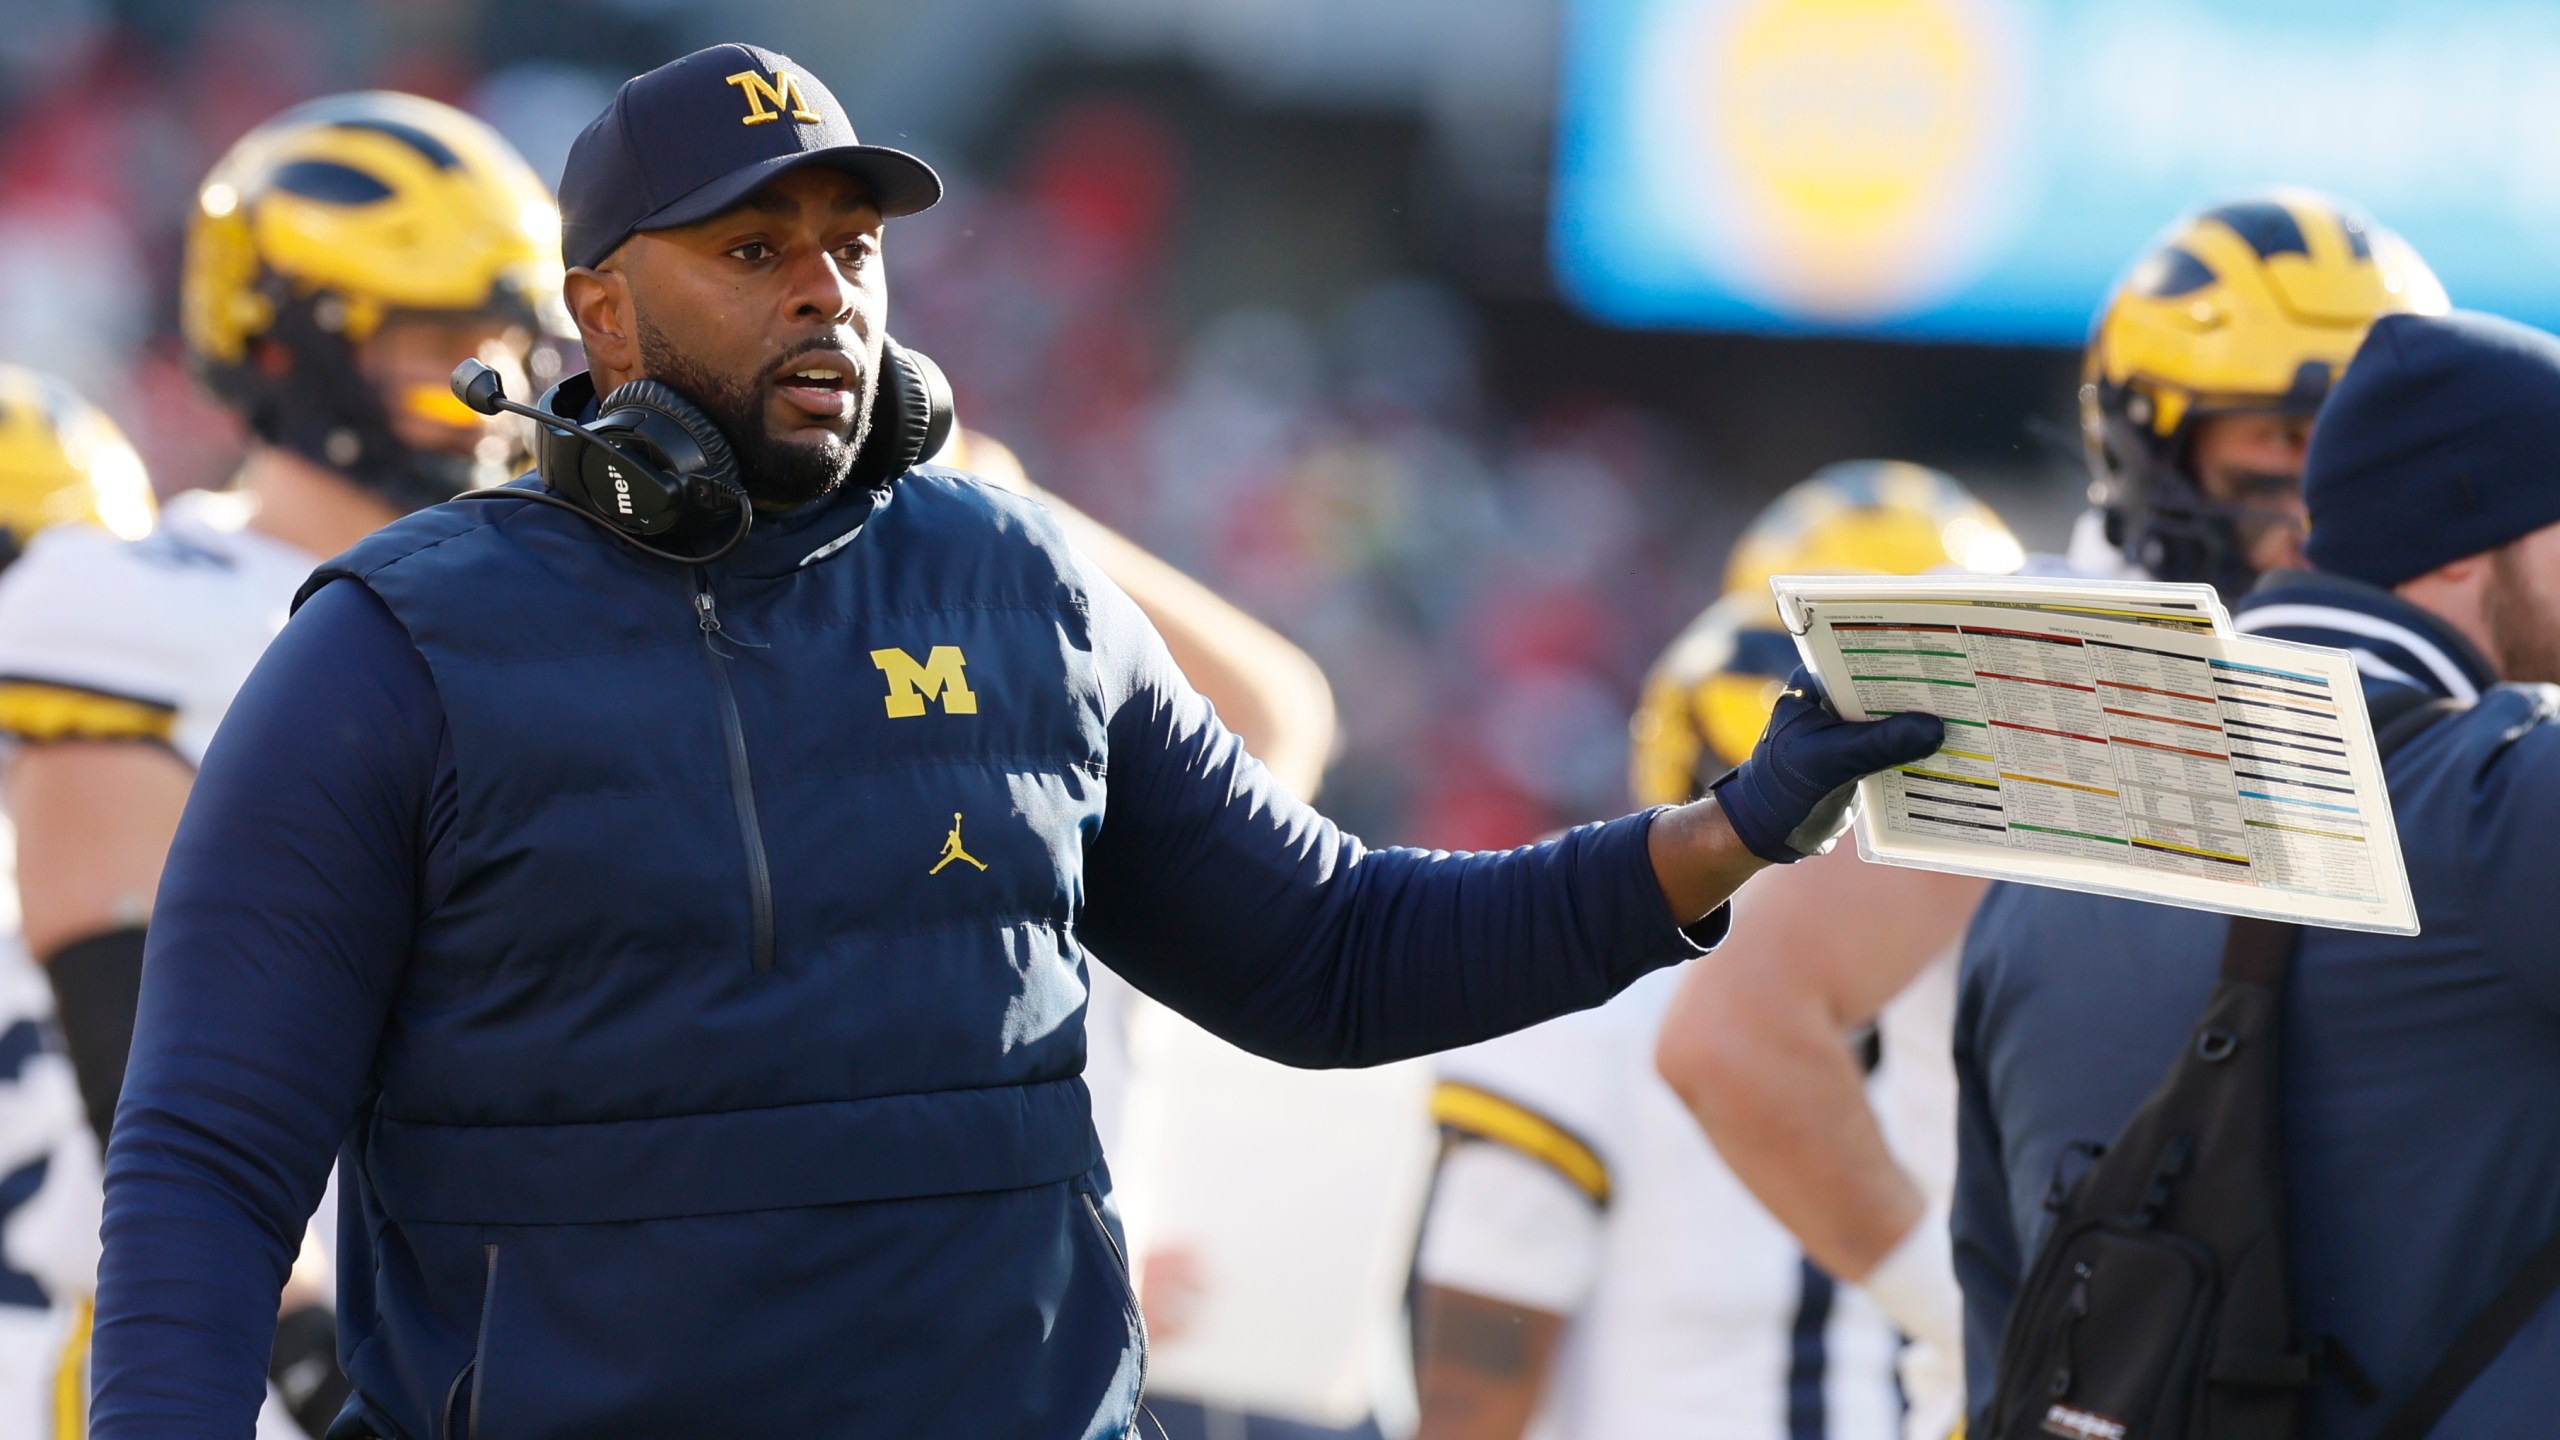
[1412,463,2021,1440]
[2063,190,2447,592]
[0,91,563,1439]
[1651,192,2447,1439]
[0,366,156,1440]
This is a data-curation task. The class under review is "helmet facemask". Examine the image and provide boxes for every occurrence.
[2089,381,2316,600]
[241,282,547,514]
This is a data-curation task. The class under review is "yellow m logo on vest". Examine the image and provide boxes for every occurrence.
[872,646,978,718]
[724,68,822,126]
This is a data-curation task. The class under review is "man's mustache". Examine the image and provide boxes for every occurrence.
[762,337,870,389]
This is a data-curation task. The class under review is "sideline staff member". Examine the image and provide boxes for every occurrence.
[1657,192,2443,1440]
[1957,310,2560,1437]
[88,45,1944,1439]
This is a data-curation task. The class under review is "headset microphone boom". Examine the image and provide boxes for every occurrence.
[447,357,754,565]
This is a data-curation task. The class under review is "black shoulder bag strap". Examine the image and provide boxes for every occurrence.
[2367,690,2465,750]
[2376,1230,2560,1439]
[2217,913,2300,986]
[2343,691,2560,1440]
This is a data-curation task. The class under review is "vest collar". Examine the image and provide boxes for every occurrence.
[722,479,888,578]
[2234,568,2498,703]
[557,379,892,580]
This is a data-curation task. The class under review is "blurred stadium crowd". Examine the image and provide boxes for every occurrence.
[0,0,1816,852]
[28,2,2560,1440]
[897,133,1734,846]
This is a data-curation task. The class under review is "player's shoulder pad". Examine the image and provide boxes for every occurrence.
[0,519,232,675]
[1430,1073,1615,1207]
[0,520,234,737]
[1431,975,1679,1196]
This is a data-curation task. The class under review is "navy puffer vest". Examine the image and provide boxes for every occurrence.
[301,470,1143,1438]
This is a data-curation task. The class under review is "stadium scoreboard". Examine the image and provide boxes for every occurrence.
[1554,0,2560,342]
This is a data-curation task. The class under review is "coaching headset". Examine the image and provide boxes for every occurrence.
[449,337,954,564]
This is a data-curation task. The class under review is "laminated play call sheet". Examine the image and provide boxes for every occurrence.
[1773,575,2419,935]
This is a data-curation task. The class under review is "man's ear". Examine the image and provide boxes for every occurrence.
[564,262,638,384]
[2415,553,2485,586]
[2395,550,2498,668]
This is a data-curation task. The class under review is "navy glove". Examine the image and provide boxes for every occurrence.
[1709,667,1946,864]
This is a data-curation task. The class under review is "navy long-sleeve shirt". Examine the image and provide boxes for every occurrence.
[96,538,1721,1435]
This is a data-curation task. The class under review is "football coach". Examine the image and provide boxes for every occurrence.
[87,44,1941,1439]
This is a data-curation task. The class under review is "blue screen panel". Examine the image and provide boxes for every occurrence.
[1554,0,2560,343]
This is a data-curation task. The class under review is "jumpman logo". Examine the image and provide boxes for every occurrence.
[930,812,987,875]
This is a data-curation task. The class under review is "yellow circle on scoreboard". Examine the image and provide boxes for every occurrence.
[1672,0,2024,320]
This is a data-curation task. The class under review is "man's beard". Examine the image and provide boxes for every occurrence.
[2483,542,2560,685]
[633,311,874,511]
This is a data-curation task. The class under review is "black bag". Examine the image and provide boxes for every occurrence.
[1978,694,2560,1440]
[1979,909,2330,1440]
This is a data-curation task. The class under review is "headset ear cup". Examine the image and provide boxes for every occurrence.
[598,379,741,500]
[906,346,956,467]
[847,338,956,491]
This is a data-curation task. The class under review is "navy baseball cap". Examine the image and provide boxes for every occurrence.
[558,42,942,271]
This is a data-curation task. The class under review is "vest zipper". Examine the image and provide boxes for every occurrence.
[442,1243,497,1440]
[693,572,777,972]
[1080,1186,1150,1420]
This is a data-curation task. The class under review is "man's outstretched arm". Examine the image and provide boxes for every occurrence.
[1077,534,1945,1065]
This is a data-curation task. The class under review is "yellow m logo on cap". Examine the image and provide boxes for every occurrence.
[872,646,978,718]
[725,68,822,126]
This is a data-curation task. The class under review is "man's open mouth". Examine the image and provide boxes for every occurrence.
[771,351,860,421]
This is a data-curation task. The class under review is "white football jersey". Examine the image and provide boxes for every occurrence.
[0,814,104,1440]
[0,490,319,767]
[0,490,322,1439]
[1417,968,1907,1440]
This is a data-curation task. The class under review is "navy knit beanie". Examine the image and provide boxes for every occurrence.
[2304,309,2560,588]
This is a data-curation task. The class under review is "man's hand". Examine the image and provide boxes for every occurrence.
[1646,669,1945,923]
[1135,1242,1208,1344]
[1709,667,1944,865]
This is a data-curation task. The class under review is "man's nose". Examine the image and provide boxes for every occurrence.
[781,247,866,325]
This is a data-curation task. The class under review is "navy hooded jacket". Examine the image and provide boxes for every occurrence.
[1956,571,2560,1438]
[89,469,1719,1439]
